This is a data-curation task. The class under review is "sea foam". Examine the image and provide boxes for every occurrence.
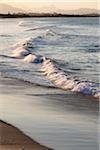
[8,36,100,99]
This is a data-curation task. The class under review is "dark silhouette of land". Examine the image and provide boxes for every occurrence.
[0,12,99,18]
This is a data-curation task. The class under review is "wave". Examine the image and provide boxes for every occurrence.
[1,35,100,99]
[41,58,100,98]
[26,25,56,31]
[18,21,32,27]
[0,29,100,98]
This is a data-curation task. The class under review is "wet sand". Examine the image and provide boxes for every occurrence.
[0,120,53,150]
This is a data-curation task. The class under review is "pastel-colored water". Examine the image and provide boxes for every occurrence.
[0,17,99,150]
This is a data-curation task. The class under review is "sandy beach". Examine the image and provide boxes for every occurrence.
[0,76,55,150]
[0,14,99,150]
[0,120,53,150]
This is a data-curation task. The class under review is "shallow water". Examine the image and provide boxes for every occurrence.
[0,17,99,150]
[0,17,99,82]
[0,77,99,150]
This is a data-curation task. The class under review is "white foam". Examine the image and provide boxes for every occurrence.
[11,48,30,58]
[41,58,100,98]
[9,38,100,99]
[72,82,87,92]
[61,80,76,90]
[94,92,100,99]
[11,37,36,59]
[23,54,37,63]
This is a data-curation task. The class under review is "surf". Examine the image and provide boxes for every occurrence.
[6,37,99,99]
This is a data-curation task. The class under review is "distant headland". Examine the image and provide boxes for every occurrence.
[0,13,99,18]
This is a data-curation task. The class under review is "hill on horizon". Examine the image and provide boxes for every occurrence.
[0,3,25,14]
[0,3,99,15]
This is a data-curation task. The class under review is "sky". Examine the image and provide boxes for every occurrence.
[0,0,99,11]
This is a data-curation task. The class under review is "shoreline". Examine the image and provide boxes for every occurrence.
[0,16,99,150]
[0,120,54,150]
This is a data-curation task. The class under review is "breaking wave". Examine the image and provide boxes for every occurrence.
[0,32,99,99]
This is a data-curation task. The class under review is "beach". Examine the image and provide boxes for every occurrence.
[0,120,53,150]
[0,17,99,150]
[0,76,55,150]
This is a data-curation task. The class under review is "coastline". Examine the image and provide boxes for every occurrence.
[0,120,53,150]
[0,16,99,150]
[0,13,99,18]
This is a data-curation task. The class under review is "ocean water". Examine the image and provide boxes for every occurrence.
[0,17,99,150]
[0,17,100,97]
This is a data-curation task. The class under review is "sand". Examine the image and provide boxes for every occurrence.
[0,120,53,150]
[0,76,54,150]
